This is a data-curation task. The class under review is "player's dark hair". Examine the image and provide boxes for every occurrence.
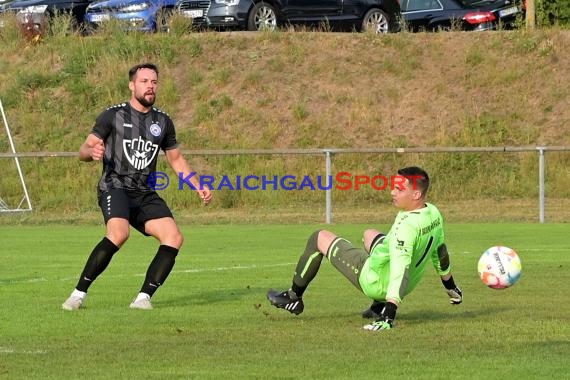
[397,166,429,196]
[129,63,159,81]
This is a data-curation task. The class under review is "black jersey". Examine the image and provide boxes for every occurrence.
[91,102,178,192]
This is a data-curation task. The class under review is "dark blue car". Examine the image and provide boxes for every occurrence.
[173,0,401,33]
[400,0,524,31]
[84,0,176,32]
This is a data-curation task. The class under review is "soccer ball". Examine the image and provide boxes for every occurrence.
[477,246,522,289]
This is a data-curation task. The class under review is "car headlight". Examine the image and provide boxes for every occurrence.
[214,0,240,5]
[18,5,48,14]
[118,2,150,12]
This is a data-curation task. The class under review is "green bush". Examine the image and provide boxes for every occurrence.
[537,0,570,27]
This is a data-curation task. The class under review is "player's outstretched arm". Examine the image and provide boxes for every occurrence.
[165,148,212,205]
[441,274,463,305]
[433,244,463,304]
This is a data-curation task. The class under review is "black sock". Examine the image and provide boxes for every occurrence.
[140,245,179,297]
[370,300,386,314]
[441,275,457,290]
[291,230,323,298]
[76,237,120,292]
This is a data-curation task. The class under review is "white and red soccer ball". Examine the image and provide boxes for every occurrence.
[478,246,522,289]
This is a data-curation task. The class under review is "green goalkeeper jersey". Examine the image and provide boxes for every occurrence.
[358,203,450,303]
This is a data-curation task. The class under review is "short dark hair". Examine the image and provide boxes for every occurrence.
[397,166,430,196]
[128,63,159,81]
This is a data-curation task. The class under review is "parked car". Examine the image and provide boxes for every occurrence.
[84,0,176,32]
[0,0,14,26]
[0,0,93,31]
[173,0,401,34]
[400,0,524,31]
[0,0,15,9]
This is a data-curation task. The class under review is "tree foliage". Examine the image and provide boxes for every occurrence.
[536,0,570,27]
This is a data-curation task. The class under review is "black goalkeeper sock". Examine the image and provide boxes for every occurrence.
[291,230,323,298]
[76,237,120,292]
[383,302,397,321]
[441,275,457,290]
[140,245,179,297]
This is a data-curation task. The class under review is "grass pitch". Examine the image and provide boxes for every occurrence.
[1,224,569,379]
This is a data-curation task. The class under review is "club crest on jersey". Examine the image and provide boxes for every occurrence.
[149,123,161,137]
[123,137,159,170]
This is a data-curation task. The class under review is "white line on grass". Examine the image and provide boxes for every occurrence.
[0,262,296,285]
[0,277,47,285]
[521,248,569,251]
[461,248,566,255]
[0,347,47,355]
[144,262,297,277]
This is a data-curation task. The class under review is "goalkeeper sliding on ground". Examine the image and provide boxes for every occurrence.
[266,166,463,331]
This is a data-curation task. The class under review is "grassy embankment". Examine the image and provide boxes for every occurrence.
[1,17,569,224]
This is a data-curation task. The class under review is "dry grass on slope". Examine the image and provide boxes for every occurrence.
[168,29,570,150]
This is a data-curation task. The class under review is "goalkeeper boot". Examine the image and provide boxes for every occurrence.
[363,316,394,331]
[267,289,304,315]
[361,300,385,319]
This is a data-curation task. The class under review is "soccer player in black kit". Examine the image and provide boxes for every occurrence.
[62,63,212,310]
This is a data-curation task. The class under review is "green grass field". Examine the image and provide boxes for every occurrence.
[1,224,569,379]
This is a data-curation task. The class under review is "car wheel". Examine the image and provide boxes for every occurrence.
[361,8,390,34]
[247,2,278,31]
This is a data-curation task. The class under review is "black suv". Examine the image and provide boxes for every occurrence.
[173,0,401,33]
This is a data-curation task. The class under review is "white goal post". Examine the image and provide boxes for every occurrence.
[0,99,32,212]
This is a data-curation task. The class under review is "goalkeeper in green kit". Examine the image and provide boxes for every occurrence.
[267,166,463,331]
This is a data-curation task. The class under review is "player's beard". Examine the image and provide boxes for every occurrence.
[137,93,155,108]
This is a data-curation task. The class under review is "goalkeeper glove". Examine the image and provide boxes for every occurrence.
[446,287,463,305]
[441,275,463,305]
[363,302,396,331]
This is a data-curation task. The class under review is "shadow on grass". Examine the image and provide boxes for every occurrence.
[159,285,266,307]
[400,305,516,323]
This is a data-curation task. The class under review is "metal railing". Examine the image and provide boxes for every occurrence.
[2,145,569,223]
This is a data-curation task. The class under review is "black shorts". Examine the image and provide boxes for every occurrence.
[98,188,173,235]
